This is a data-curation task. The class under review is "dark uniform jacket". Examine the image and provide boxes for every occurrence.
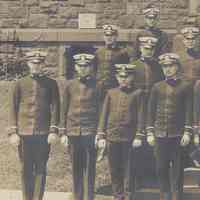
[133,58,165,127]
[97,87,145,142]
[60,78,102,136]
[8,75,60,136]
[178,48,200,82]
[146,79,193,137]
[135,28,170,59]
[95,46,130,89]
[133,58,165,92]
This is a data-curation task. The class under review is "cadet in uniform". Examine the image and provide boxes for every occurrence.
[133,33,165,130]
[96,64,145,200]
[135,4,170,59]
[146,53,193,200]
[8,50,60,200]
[59,53,102,200]
[173,17,200,83]
[132,33,165,188]
[95,25,130,93]
[173,17,200,170]
[133,33,165,91]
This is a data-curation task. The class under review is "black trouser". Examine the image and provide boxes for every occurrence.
[107,141,135,200]
[18,135,50,200]
[155,137,184,200]
[68,135,96,200]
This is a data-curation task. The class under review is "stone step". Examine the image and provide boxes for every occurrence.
[0,190,111,200]
[136,188,200,200]
[1,189,200,200]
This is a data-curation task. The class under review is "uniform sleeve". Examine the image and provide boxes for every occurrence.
[135,90,145,139]
[125,44,137,63]
[59,84,70,136]
[97,92,110,138]
[146,85,158,135]
[50,80,60,134]
[8,81,20,136]
[134,32,141,60]
[159,31,171,55]
[194,81,200,132]
[65,48,75,80]
[172,34,184,53]
[96,82,107,117]
[184,83,193,135]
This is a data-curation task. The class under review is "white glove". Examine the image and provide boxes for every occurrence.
[97,139,106,149]
[95,133,106,149]
[60,135,69,147]
[132,138,142,148]
[194,134,200,146]
[9,134,20,147]
[147,134,155,146]
[47,133,58,145]
[96,139,106,162]
[95,135,100,148]
[193,160,200,167]
[180,133,191,147]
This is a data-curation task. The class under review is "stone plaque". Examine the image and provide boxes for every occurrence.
[78,13,96,29]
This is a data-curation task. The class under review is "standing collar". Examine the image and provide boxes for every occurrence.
[165,77,181,86]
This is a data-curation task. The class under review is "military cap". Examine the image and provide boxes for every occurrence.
[181,27,200,39]
[143,4,159,18]
[138,36,158,48]
[102,25,118,36]
[158,53,180,66]
[73,53,95,66]
[183,15,199,27]
[115,64,136,76]
[25,50,47,62]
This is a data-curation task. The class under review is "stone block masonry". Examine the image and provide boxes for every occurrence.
[0,0,192,29]
[0,0,196,78]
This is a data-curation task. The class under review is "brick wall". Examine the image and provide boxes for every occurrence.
[0,0,190,29]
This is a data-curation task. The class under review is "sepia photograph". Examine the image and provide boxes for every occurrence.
[0,0,200,200]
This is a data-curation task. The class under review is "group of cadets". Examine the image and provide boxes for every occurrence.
[7,3,200,200]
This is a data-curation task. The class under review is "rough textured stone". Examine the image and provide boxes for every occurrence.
[28,14,49,28]
[0,0,193,29]
[24,0,39,6]
[8,7,27,18]
[0,0,194,80]
[48,17,67,28]
[69,0,84,6]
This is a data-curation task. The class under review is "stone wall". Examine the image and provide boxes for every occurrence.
[0,0,197,79]
[0,0,191,29]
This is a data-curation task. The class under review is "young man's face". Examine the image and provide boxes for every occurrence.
[75,64,94,79]
[116,73,134,88]
[162,63,179,78]
[104,34,117,46]
[183,35,199,50]
[140,45,156,58]
[27,59,44,76]
[145,16,158,28]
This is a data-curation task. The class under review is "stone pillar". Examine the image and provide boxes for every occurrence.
[58,45,66,78]
[189,0,200,14]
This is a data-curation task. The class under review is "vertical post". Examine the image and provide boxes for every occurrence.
[189,0,200,14]
[58,45,66,78]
